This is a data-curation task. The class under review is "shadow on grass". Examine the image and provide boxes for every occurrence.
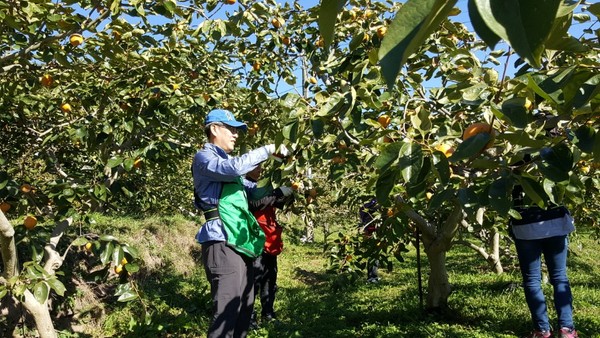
[117,264,212,338]
[255,239,600,338]
[252,264,531,338]
[113,234,599,338]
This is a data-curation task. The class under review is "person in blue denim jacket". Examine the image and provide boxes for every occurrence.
[192,109,288,338]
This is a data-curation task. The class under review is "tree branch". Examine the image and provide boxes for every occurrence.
[0,211,19,279]
[454,239,490,260]
[42,218,72,275]
[426,198,463,255]
[394,195,436,238]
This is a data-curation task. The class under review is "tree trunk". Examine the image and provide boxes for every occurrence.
[489,230,503,274]
[1,211,59,338]
[301,212,315,243]
[22,291,57,338]
[398,197,463,312]
[424,248,451,310]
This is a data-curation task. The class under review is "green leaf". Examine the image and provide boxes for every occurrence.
[501,97,532,128]
[567,74,600,110]
[123,158,135,171]
[531,67,576,108]
[428,187,455,210]
[501,130,548,148]
[100,235,117,241]
[110,0,121,15]
[540,143,573,172]
[449,133,490,163]
[318,0,346,48]
[113,244,124,266]
[432,152,450,185]
[398,143,423,183]
[125,262,140,273]
[25,264,44,279]
[115,283,132,296]
[376,168,399,205]
[519,176,548,208]
[573,125,596,153]
[311,118,324,139]
[543,178,565,205]
[594,131,600,162]
[488,176,512,215]
[589,3,600,17]
[316,93,345,117]
[100,241,114,265]
[33,282,50,304]
[282,121,299,143]
[122,245,139,259]
[163,0,177,14]
[410,108,432,134]
[118,291,138,302]
[107,157,123,168]
[379,0,458,89]
[538,164,570,183]
[545,12,588,52]
[508,209,523,219]
[375,142,404,170]
[538,145,572,182]
[468,0,501,48]
[472,0,560,68]
[71,237,88,247]
[47,277,66,296]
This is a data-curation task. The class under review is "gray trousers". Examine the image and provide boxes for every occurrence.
[202,241,255,338]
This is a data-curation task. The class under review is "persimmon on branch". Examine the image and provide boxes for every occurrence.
[0,10,110,67]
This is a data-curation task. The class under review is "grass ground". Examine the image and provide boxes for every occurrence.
[70,215,600,337]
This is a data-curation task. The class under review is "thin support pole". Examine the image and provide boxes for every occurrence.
[416,229,423,310]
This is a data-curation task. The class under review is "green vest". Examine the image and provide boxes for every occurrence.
[218,178,265,258]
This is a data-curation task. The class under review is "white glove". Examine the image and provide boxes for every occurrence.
[267,144,290,161]
[265,144,276,154]
[276,144,290,157]
[279,186,294,197]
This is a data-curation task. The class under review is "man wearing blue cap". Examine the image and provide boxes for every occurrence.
[192,109,291,338]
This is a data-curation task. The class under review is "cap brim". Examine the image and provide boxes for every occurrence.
[223,121,248,131]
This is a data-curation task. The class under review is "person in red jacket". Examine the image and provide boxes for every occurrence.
[246,165,294,326]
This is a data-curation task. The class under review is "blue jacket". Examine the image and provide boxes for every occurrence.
[192,143,270,243]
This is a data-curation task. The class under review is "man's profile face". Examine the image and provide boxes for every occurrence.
[211,123,239,153]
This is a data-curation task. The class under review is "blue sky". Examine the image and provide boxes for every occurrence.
[214,0,594,96]
[104,0,594,96]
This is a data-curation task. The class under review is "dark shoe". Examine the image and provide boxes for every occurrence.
[367,277,380,283]
[525,330,551,338]
[249,311,258,329]
[559,327,578,338]
[262,312,276,321]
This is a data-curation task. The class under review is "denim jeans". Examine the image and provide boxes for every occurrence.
[514,235,574,332]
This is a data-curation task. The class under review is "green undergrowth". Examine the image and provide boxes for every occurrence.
[67,215,600,338]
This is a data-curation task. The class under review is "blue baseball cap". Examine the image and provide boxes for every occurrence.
[204,109,247,131]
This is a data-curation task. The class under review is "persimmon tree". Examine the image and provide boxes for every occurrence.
[1,0,599,335]
[0,0,296,335]
[310,0,600,311]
